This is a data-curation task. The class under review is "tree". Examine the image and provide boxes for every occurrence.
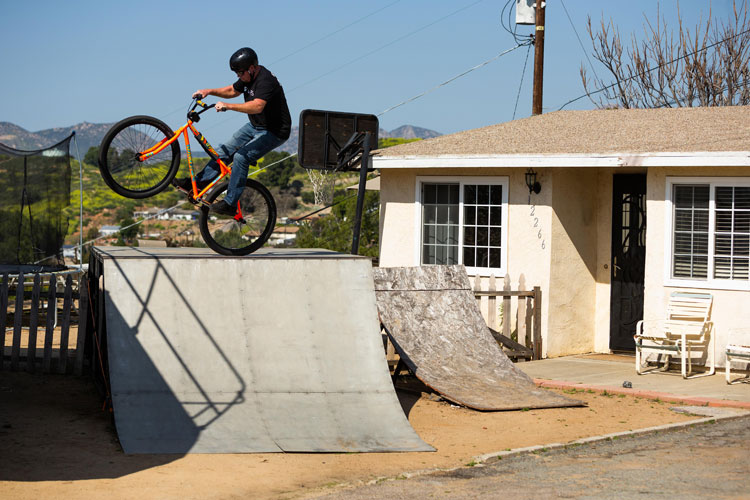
[118,216,139,242]
[581,1,750,108]
[295,191,379,257]
[84,146,99,165]
[256,151,303,189]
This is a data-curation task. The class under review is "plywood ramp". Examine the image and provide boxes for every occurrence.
[93,247,432,454]
[374,265,582,411]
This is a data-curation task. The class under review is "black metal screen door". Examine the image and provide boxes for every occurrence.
[609,174,646,351]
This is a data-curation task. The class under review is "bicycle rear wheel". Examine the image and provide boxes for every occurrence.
[198,179,276,256]
[98,115,181,199]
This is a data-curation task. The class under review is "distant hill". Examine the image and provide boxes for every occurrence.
[0,121,441,157]
[0,121,113,154]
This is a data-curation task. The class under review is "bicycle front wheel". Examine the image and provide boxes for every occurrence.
[98,115,181,199]
[199,179,277,256]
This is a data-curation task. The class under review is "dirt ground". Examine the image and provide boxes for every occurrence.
[0,371,699,500]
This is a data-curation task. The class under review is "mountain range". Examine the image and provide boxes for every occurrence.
[0,121,441,157]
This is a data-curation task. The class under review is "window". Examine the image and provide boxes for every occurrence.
[417,177,508,275]
[667,178,750,288]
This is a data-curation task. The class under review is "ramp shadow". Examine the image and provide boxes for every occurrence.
[102,254,247,454]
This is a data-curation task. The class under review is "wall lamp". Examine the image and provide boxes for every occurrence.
[525,168,541,194]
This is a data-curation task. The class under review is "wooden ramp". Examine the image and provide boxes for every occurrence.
[374,266,583,411]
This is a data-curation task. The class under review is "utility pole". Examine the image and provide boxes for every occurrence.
[532,1,546,115]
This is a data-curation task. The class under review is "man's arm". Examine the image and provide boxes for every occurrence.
[193,85,240,99]
[216,99,267,115]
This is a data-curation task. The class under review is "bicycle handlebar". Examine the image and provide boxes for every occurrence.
[188,98,216,121]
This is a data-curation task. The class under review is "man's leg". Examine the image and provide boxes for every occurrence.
[194,125,255,184]
[222,129,284,206]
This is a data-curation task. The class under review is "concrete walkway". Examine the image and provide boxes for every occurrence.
[515,354,750,408]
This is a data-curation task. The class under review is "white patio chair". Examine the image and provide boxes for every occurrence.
[725,328,750,385]
[634,292,714,379]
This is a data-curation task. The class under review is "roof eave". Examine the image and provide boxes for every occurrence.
[373,151,750,169]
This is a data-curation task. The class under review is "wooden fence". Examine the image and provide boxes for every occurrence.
[0,271,89,375]
[473,274,541,360]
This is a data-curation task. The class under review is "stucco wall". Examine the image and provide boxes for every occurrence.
[379,167,596,359]
[546,169,600,357]
[645,167,750,367]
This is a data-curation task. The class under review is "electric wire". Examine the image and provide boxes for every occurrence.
[287,0,486,93]
[512,43,532,120]
[500,0,533,46]
[377,44,523,116]
[90,38,524,244]
[560,0,600,82]
[268,0,403,66]
[155,2,404,124]
[194,0,488,136]
[557,26,750,111]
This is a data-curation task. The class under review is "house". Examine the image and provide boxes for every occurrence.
[373,106,750,366]
[270,225,300,246]
[133,207,199,221]
[62,244,81,261]
[99,225,121,237]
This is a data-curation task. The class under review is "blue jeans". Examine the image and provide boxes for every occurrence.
[195,121,285,205]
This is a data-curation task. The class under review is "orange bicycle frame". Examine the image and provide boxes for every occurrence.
[138,101,233,201]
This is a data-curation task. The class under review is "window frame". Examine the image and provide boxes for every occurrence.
[415,176,509,277]
[664,176,750,291]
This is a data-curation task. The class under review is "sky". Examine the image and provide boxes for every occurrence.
[0,0,740,144]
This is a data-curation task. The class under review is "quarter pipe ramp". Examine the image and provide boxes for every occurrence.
[91,247,432,454]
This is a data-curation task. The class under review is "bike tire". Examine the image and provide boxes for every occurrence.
[198,179,277,256]
[98,115,181,199]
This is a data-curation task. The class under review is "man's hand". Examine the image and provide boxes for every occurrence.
[193,89,211,99]
[216,102,228,112]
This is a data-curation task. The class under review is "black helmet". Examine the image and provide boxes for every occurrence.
[230,47,258,72]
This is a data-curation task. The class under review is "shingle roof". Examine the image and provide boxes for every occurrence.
[375,106,750,157]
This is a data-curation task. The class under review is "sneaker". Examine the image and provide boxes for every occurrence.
[209,200,237,216]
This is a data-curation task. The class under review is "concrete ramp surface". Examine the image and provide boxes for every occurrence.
[374,265,582,411]
[93,247,432,454]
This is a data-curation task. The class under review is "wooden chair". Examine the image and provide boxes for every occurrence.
[634,292,714,379]
[725,328,750,384]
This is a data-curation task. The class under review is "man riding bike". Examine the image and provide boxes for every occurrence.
[174,47,291,216]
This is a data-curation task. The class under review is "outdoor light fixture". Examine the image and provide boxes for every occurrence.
[525,168,541,194]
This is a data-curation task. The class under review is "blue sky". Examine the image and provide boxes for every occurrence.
[0,0,738,143]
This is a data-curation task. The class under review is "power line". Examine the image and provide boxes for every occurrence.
[200,0,487,135]
[560,0,600,82]
[500,0,533,46]
[378,44,523,116]
[513,43,532,120]
[288,0,486,93]
[155,3,402,125]
[557,26,750,111]
[268,1,403,66]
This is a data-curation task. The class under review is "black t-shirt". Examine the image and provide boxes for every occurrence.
[233,66,291,140]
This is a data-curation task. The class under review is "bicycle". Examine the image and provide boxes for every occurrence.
[97,97,276,256]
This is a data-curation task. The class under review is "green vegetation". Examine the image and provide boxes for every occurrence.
[63,136,423,255]
[294,190,379,257]
[378,137,420,148]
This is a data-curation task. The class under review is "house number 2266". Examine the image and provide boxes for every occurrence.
[529,205,546,250]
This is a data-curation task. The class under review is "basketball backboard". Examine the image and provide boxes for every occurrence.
[297,109,378,171]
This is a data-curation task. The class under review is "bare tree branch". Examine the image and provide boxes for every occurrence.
[580,1,750,109]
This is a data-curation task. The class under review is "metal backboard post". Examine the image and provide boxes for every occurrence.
[350,132,372,255]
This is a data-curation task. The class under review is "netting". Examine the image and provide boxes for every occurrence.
[0,134,72,267]
[306,168,336,206]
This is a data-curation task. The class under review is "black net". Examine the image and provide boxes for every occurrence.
[0,134,72,268]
